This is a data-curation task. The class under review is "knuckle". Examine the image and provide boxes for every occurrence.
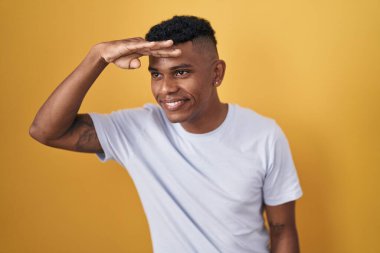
[103,55,112,62]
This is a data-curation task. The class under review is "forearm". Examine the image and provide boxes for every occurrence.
[30,44,108,141]
[270,226,300,253]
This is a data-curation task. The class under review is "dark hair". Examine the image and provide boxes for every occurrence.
[145,15,217,46]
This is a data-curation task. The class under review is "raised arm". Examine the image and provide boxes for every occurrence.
[29,37,181,153]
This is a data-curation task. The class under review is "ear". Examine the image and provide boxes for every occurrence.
[213,60,226,87]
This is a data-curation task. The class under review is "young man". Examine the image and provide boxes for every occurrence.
[30,15,303,253]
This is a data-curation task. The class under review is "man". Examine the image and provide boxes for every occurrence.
[30,15,303,253]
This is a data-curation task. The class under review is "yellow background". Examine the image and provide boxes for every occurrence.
[1,0,379,252]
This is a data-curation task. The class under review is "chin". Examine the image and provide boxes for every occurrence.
[166,114,186,123]
[164,111,189,123]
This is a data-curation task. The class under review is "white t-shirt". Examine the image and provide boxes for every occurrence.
[89,103,303,253]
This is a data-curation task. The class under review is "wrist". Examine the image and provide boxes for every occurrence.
[89,43,109,66]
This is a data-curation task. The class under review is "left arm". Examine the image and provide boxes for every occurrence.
[265,201,300,253]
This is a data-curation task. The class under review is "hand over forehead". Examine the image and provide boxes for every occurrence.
[137,40,182,58]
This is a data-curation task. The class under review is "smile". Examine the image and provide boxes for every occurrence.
[161,99,188,111]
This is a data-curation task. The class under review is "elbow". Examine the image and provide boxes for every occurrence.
[29,122,49,145]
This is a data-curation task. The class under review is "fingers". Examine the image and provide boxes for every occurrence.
[123,39,182,57]
[151,48,182,57]
[113,53,142,69]
[104,43,148,63]
[123,39,174,54]
[102,38,182,69]
[113,46,181,69]
[140,47,182,58]
[104,39,179,63]
[133,40,182,58]
[145,39,174,50]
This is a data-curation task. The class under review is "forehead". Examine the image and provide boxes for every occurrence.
[148,41,204,70]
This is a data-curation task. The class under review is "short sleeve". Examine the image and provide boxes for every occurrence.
[88,111,131,164]
[88,103,160,165]
[263,122,303,206]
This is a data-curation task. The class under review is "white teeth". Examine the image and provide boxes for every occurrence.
[164,100,185,110]
[167,101,181,106]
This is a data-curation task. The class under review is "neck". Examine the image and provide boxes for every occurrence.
[180,95,228,134]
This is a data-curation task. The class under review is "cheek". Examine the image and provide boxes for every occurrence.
[190,78,213,98]
[184,74,211,93]
[180,81,203,98]
[150,82,159,97]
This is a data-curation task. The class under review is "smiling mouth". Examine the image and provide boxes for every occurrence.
[161,99,189,111]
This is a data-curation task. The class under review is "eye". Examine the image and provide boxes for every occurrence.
[151,72,161,79]
[174,70,190,77]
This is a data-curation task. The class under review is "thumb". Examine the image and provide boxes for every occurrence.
[113,53,142,69]
[129,58,141,69]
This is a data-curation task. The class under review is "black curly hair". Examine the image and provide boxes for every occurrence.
[145,15,217,47]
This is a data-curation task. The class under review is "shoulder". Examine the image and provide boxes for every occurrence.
[109,103,162,122]
[231,103,278,137]
[91,103,164,131]
[112,103,160,116]
[234,104,294,153]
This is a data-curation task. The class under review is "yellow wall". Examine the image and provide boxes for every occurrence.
[1,0,379,252]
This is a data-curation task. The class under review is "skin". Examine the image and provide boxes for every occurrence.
[148,39,228,133]
[29,36,300,252]
[266,201,300,253]
[29,37,181,152]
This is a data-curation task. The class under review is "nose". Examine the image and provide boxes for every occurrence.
[160,77,179,94]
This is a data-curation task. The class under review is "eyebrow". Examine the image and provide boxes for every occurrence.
[148,63,194,72]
